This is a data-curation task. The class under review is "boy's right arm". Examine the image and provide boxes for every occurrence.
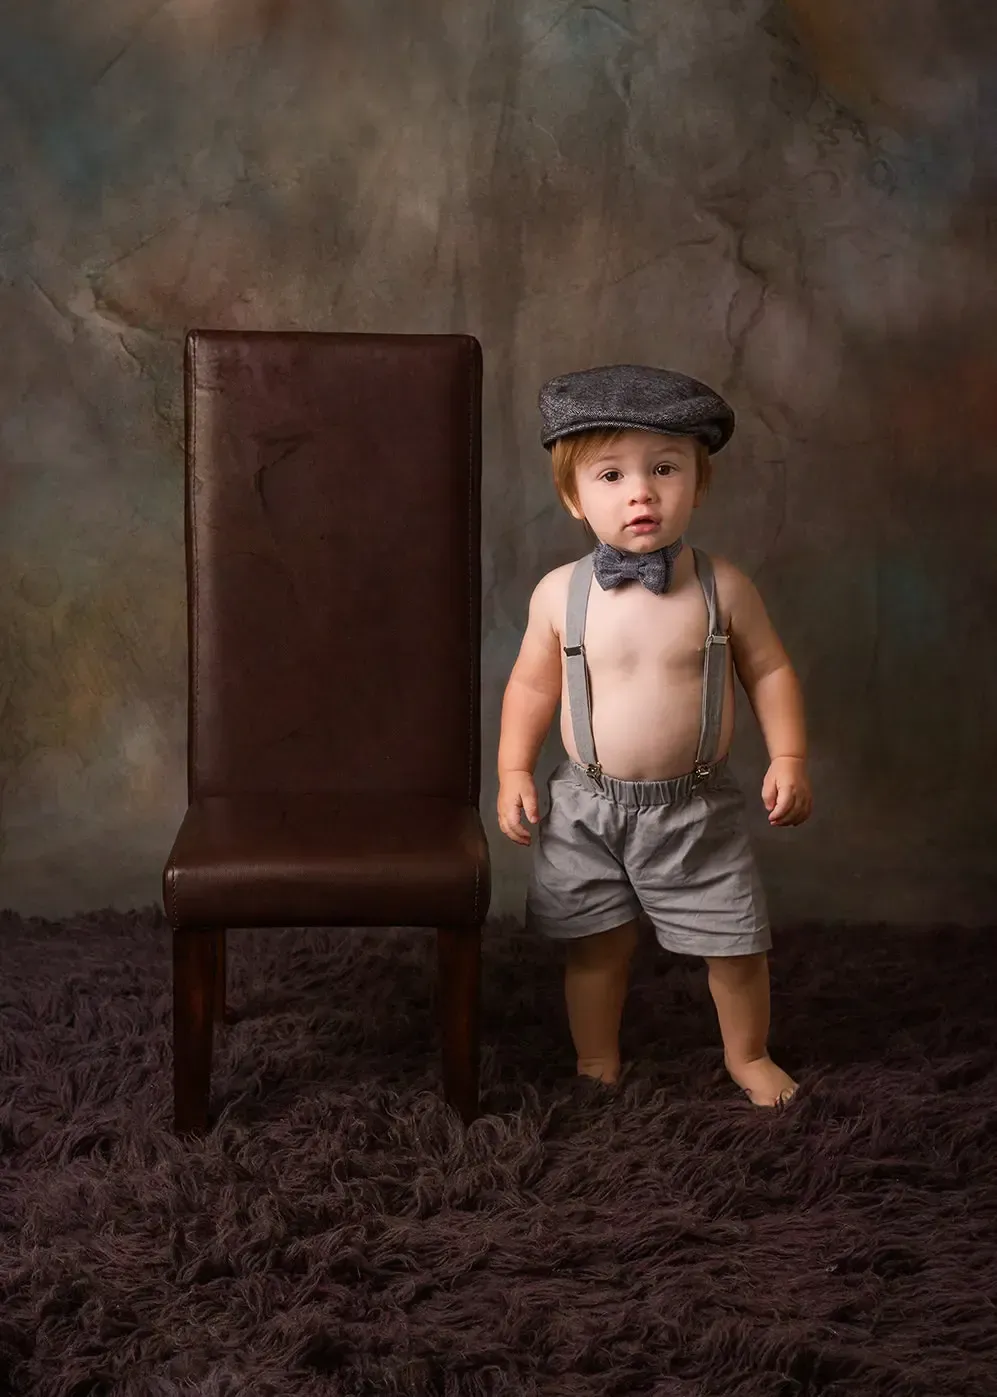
[497,574,562,845]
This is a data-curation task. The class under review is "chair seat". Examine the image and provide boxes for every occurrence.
[163,793,490,930]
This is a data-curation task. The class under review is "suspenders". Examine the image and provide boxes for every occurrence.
[562,547,729,785]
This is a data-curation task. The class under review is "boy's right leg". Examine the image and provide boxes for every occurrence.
[564,918,641,1084]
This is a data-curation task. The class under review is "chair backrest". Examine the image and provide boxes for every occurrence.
[184,330,482,805]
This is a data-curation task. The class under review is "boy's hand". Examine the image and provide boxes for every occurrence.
[762,757,812,827]
[497,771,540,845]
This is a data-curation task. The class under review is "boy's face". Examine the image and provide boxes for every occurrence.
[567,429,703,552]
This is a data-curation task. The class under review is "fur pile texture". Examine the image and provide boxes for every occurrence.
[1,909,995,1396]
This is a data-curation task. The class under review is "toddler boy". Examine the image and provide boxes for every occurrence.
[496,365,812,1107]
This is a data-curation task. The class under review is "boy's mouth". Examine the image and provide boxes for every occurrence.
[626,515,659,528]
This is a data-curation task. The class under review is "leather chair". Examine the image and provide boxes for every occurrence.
[162,330,491,1133]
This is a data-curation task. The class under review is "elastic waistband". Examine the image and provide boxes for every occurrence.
[563,752,730,807]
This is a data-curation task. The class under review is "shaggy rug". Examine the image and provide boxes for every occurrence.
[1,909,995,1397]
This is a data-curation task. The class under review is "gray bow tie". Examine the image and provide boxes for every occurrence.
[593,537,684,594]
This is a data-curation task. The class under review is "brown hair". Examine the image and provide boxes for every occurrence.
[550,428,712,519]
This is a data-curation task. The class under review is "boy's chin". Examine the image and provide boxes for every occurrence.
[598,533,667,552]
[577,522,677,552]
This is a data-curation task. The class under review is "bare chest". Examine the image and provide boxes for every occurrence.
[555,571,714,684]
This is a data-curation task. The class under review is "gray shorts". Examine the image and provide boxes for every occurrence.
[525,755,772,958]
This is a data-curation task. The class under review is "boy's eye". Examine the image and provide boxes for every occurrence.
[599,464,674,482]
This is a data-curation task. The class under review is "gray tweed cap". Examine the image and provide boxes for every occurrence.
[539,364,735,453]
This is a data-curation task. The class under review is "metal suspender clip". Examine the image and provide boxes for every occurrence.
[564,644,583,656]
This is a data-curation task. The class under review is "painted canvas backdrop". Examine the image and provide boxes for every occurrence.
[1,0,995,924]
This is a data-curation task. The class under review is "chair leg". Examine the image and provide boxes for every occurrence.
[214,928,228,1022]
[173,925,217,1135]
[437,925,481,1125]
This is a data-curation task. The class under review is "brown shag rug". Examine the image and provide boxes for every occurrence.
[1,908,995,1397]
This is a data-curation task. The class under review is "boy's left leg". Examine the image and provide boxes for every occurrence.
[705,952,797,1106]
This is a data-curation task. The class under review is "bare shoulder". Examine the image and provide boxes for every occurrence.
[509,563,574,697]
[530,560,579,641]
[705,553,758,620]
[705,553,788,681]
[706,550,754,600]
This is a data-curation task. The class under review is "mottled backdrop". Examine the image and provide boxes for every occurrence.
[1,0,995,924]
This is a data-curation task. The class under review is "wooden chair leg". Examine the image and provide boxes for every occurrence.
[173,925,217,1135]
[437,925,481,1125]
[214,928,228,1022]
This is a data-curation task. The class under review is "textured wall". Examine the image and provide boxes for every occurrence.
[1,1,995,924]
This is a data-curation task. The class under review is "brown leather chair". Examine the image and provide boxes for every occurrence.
[162,330,491,1133]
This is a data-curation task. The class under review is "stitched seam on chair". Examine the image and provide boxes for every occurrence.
[466,337,475,808]
[473,861,480,923]
[189,335,200,798]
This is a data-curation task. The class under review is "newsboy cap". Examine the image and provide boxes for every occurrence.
[539,364,735,453]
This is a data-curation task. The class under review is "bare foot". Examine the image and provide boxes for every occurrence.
[577,1056,620,1085]
[726,1055,797,1107]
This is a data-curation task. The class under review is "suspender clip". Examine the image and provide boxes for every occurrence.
[585,762,603,781]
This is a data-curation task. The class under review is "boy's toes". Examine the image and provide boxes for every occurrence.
[742,1083,797,1108]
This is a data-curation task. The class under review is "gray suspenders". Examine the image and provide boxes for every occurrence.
[562,547,729,784]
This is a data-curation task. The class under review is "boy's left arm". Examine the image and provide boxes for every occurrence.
[718,559,813,828]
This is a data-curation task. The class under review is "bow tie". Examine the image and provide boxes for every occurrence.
[593,537,684,594]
